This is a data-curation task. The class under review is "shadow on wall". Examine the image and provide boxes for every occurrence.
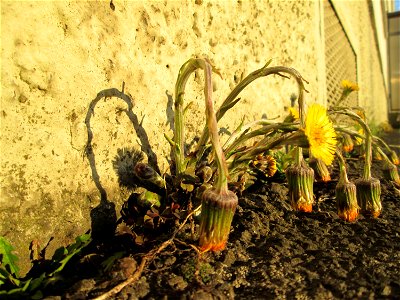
[84,83,159,240]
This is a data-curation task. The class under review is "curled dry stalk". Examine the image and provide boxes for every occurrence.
[94,205,202,300]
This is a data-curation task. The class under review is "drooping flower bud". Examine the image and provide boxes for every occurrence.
[198,189,238,251]
[336,181,359,222]
[309,158,331,182]
[342,133,354,153]
[286,162,314,212]
[355,177,382,218]
[373,149,383,161]
[389,150,399,165]
[134,162,166,192]
[383,162,400,184]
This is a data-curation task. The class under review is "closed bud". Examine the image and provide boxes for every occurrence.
[355,178,382,218]
[286,163,314,212]
[196,166,213,183]
[309,158,331,182]
[336,181,359,222]
[342,133,354,153]
[389,151,399,165]
[383,162,400,184]
[199,188,238,252]
[134,162,166,191]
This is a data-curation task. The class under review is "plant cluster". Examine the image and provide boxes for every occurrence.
[118,58,399,247]
[1,58,399,298]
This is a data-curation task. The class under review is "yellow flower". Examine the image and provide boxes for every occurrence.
[355,128,364,145]
[283,106,299,123]
[341,80,359,92]
[289,107,299,120]
[304,104,337,165]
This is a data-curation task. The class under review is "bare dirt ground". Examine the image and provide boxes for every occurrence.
[31,154,400,300]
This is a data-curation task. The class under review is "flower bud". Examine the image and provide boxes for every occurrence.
[383,162,400,184]
[389,151,399,165]
[250,154,277,178]
[355,178,382,217]
[309,158,331,182]
[336,181,359,222]
[196,166,213,183]
[198,188,238,251]
[342,133,354,153]
[286,163,314,212]
[134,162,166,192]
[373,149,383,161]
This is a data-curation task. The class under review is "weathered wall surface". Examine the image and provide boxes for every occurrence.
[0,0,321,272]
[0,0,388,272]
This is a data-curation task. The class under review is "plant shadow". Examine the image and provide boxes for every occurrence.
[84,83,160,239]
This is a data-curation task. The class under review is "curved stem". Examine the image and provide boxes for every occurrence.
[174,58,229,193]
[228,131,299,175]
[224,123,297,159]
[335,148,349,184]
[195,64,308,158]
[330,109,373,179]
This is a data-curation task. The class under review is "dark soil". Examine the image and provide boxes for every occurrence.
[37,158,400,300]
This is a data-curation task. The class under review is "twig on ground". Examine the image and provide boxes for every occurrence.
[93,205,201,300]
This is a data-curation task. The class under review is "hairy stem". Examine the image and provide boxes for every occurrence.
[195,63,308,161]
[174,58,229,193]
[335,148,349,184]
[330,109,373,180]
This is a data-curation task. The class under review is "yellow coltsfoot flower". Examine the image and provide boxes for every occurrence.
[341,80,359,93]
[389,151,399,165]
[304,104,337,165]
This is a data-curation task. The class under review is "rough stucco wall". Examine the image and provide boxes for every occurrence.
[331,0,388,124]
[1,0,320,272]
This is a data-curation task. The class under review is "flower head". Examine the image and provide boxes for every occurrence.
[250,154,277,177]
[342,133,354,153]
[355,177,381,218]
[341,80,359,93]
[390,150,399,165]
[309,157,331,182]
[199,188,238,251]
[286,162,314,212]
[336,181,359,222]
[304,104,337,165]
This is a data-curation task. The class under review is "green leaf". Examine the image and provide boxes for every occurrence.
[101,251,125,272]
[31,290,43,300]
[50,233,91,276]
[0,237,19,276]
[28,273,45,292]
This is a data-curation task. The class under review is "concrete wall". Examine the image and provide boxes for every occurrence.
[0,0,388,272]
